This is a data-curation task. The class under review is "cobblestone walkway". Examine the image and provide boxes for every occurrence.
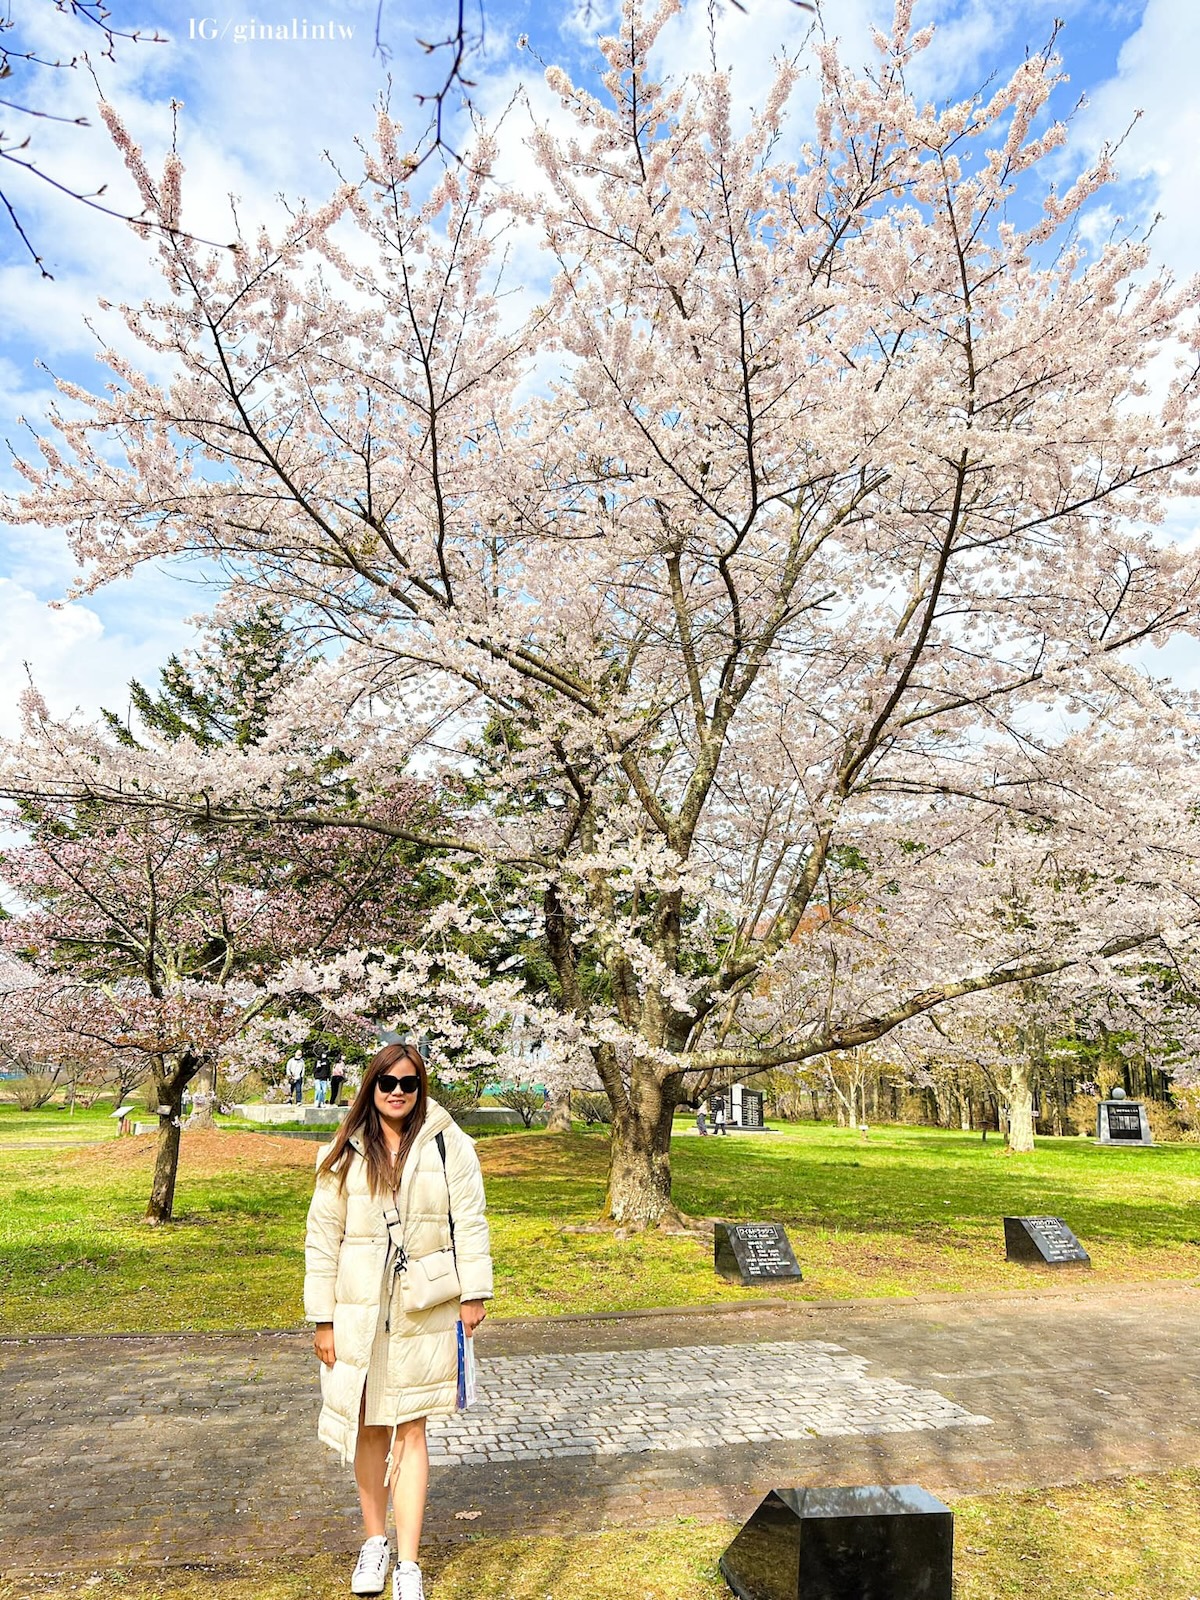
[427,1339,989,1465]
[3,1283,1199,1574]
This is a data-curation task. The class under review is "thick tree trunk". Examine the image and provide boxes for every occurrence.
[147,1080,184,1224]
[604,1077,679,1229]
[545,1089,572,1134]
[1005,1059,1036,1153]
[146,1053,199,1223]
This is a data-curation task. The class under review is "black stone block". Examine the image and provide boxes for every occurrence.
[719,1485,953,1600]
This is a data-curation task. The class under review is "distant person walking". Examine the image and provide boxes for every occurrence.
[286,1051,305,1106]
[313,1046,332,1107]
[695,1105,708,1136]
[330,1055,347,1105]
[713,1101,727,1135]
[306,1043,493,1600]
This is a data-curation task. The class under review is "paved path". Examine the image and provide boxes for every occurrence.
[2,1282,1199,1575]
[427,1339,990,1465]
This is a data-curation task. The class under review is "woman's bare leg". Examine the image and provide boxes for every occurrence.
[355,1421,391,1539]
[388,1417,429,1562]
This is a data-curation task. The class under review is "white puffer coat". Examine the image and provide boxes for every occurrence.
[304,1099,493,1465]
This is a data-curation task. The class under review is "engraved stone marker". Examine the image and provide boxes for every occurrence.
[1003,1215,1090,1267]
[1096,1091,1153,1145]
[715,1222,802,1285]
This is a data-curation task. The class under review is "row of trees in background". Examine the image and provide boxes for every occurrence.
[764,1038,1195,1142]
[4,5,1200,1224]
[766,954,1200,1146]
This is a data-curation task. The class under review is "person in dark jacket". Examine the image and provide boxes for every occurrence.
[313,1045,333,1106]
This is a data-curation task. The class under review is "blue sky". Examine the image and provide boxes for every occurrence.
[1,0,1196,734]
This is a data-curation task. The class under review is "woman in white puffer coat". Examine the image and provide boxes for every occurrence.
[305,1043,492,1600]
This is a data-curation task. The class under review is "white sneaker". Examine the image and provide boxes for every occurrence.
[393,1562,425,1600]
[351,1536,391,1595]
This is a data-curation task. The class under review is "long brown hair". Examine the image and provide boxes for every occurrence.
[317,1042,429,1196]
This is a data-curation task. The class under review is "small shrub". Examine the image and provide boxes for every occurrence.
[227,1069,268,1102]
[14,1074,59,1111]
[435,1078,482,1117]
[1173,1086,1200,1137]
[1144,1098,1192,1143]
[493,1086,545,1127]
[574,1093,612,1126]
[1067,1094,1100,1137]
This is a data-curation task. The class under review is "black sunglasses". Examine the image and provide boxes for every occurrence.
[376,1073,419,1095]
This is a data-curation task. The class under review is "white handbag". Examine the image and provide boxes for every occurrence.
[399,1245,461,1311]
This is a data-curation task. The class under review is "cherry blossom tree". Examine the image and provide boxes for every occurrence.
[0,962,158,1108]
[0,950,69,1105]
[0,675,437,1220]
[1,791,265,1217]
[6,1,1200,1227]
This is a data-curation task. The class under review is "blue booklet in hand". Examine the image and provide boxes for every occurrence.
[456,1319,478,1410]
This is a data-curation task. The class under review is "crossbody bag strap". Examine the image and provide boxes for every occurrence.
[387,1170,404,1268]
[436,1130,456,1249]
[383,1160,405,1332]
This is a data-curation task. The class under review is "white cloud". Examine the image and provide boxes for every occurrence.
[902,0,1103,107]
[0,576,199,737]
[1075,0,1200,280]
[559,0,624,48]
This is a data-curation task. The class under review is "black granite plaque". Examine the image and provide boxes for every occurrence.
[742,1090,765,1129]
[1107,1104,1143,1139]
[720,1485,953,1600]
[715,1222,802,1284]
[1003,1215,1090,1266]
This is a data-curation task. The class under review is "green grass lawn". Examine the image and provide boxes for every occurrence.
[0,1101,122,1143]
[1,1115,1198,1333]
[487,1121,1200,1315]
[5,1472,1199,1600]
